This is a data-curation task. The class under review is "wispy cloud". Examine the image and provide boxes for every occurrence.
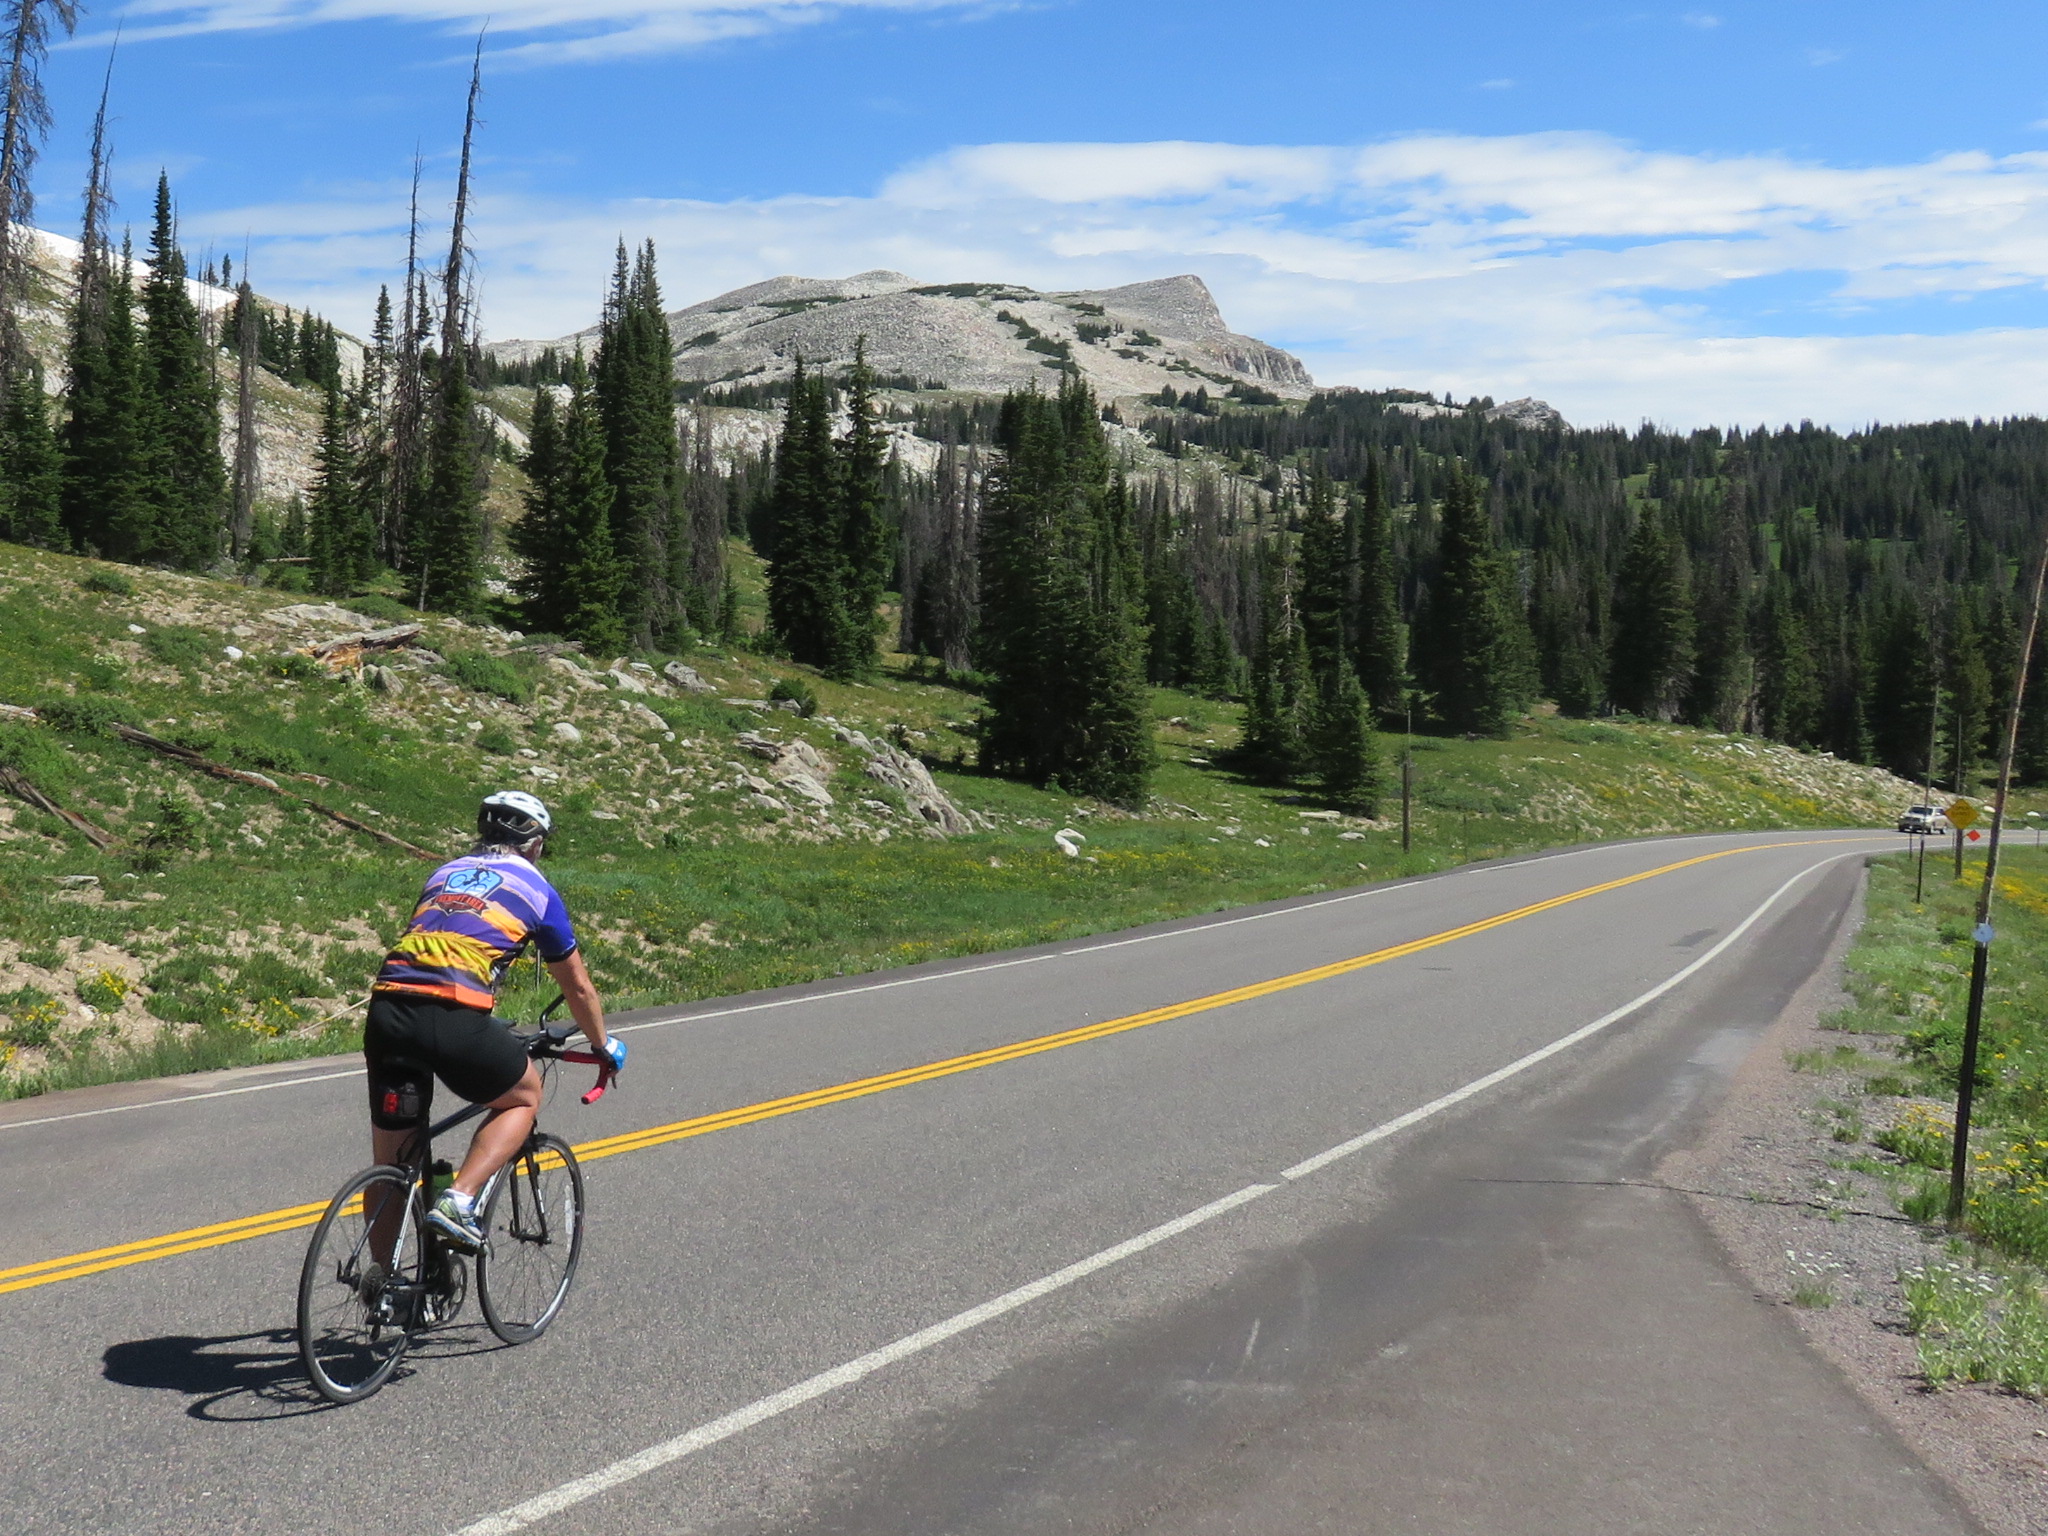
[88,0,996,62]
[1680,12,1721,29]
[1806,46,1844,66]
[182,131,2048,429]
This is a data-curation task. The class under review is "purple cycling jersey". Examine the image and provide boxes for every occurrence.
[372,852,578,1011]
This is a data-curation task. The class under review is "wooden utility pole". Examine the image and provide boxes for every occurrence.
[1948,536,2048,1225]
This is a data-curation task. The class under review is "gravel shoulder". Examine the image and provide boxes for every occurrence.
[1664,860,2048,1536]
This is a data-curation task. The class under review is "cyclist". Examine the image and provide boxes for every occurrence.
[364,790,626,1251]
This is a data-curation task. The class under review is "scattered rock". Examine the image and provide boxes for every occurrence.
[663,662,716,694]
[591,810,621,821]
[126,623,146,635]
[622,701,667,731]
[54,874,99,887]
[363,664,403,696]
[222,645,244,661]
[725,697,772,711]
[546,657,606,692]
[550,722,583,744]
[745,791,787,812]
[773,699,804,714]
[266,603,375,630]
[606,669,650,695]
[1054,828,1085,857]
[1297,810,1340,821]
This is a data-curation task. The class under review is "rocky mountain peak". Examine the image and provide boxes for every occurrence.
[492,270,1314,402]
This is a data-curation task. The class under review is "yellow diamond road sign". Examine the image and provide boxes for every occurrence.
[1945,799,1979,829]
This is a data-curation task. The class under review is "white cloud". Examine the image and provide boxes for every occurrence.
[1680,12,1722,29]
[91,0,994,62]
[1806,47,1844,66]
[1477,77,1513,91]
[181,131,2048,430]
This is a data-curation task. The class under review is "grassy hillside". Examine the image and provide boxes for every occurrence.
[0,539,1939,1099]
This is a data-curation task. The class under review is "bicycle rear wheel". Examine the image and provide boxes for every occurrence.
[477,1132,585,1343]
[298,1165,424,1403]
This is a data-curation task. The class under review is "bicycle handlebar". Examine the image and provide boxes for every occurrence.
[519,1011,616,1104]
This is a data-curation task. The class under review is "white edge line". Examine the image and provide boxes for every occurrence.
[447,841,1876,1536]
[448,1182,1276,1536]
[0,1067,367,1132]
[1279,846,1870,1180]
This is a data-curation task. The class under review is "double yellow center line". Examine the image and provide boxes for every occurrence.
[0,838,1853,1296]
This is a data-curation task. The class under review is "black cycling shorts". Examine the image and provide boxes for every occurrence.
[364,993,528,1130]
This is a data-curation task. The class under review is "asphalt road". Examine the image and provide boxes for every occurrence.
[0,829,1982,1536]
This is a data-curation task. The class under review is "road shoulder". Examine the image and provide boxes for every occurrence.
[1664,862,2048,1536]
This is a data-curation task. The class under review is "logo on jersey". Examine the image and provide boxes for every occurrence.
[444,867,505,900]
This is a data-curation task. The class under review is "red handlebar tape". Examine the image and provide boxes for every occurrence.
[558,1050,616,1105]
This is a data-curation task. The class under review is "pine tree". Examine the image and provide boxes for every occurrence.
[1295,470,1381,804]
[514,358,624,650]
[0,361,59,545]
[511,381,567,632]
[307,381,374,595]
[554,357,627,653]
[1238,534,1311,777]
[682,400,725,631]
[976,376,1153,802]
[1865,596,1937,781]
[61,188,149,560]
[765,359,849,668]
[347,287,393,572]
[0,0,76,388]
[1607,503,1693,721]
[1944,594,1994,781]
[1417,471,1531,736]
[1756,576,1820,745]
[831,339,889,678]
[1308,657,1381,810]
[1351,451,1406,718]
[138,173,227,570]
[593,240,681,647]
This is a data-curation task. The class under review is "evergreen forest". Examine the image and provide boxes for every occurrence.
[1,1,2045,817]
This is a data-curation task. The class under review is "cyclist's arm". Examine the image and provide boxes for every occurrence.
[545,950,609,1053]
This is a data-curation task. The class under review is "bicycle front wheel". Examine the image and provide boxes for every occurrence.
[298,1165,424,1404]
[478,1132,585,1343]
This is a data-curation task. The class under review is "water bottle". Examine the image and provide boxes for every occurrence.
[429,1159,454,1201]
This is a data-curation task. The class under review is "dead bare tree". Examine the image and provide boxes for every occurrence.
[0,0,78,387]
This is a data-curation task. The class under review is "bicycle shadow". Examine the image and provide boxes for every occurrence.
[101,1323,506,1421]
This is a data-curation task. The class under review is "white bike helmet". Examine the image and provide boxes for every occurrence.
[478,790,552,847]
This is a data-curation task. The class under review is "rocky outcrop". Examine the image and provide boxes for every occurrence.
[492,271,1314,404]
[1391,395,1569,429]
[830,727,978,836]
[735,732,836,808]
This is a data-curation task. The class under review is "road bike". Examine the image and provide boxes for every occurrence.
[296,998,615,1404]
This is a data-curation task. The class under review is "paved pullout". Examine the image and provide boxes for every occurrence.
[0,830,1975,1536]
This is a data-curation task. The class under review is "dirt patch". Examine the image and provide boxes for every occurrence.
[1666,866,2048,1536]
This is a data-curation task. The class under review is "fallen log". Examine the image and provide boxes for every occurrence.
[0,703,438,862]
[0,765,117,849]
[105,724,439,861]
[303,623,424,670]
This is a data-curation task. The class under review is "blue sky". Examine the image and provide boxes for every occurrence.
[31,1,2048,427]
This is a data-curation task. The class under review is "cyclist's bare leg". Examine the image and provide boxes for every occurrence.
[451,1062,543,1198]
[365,1126,420,1267]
